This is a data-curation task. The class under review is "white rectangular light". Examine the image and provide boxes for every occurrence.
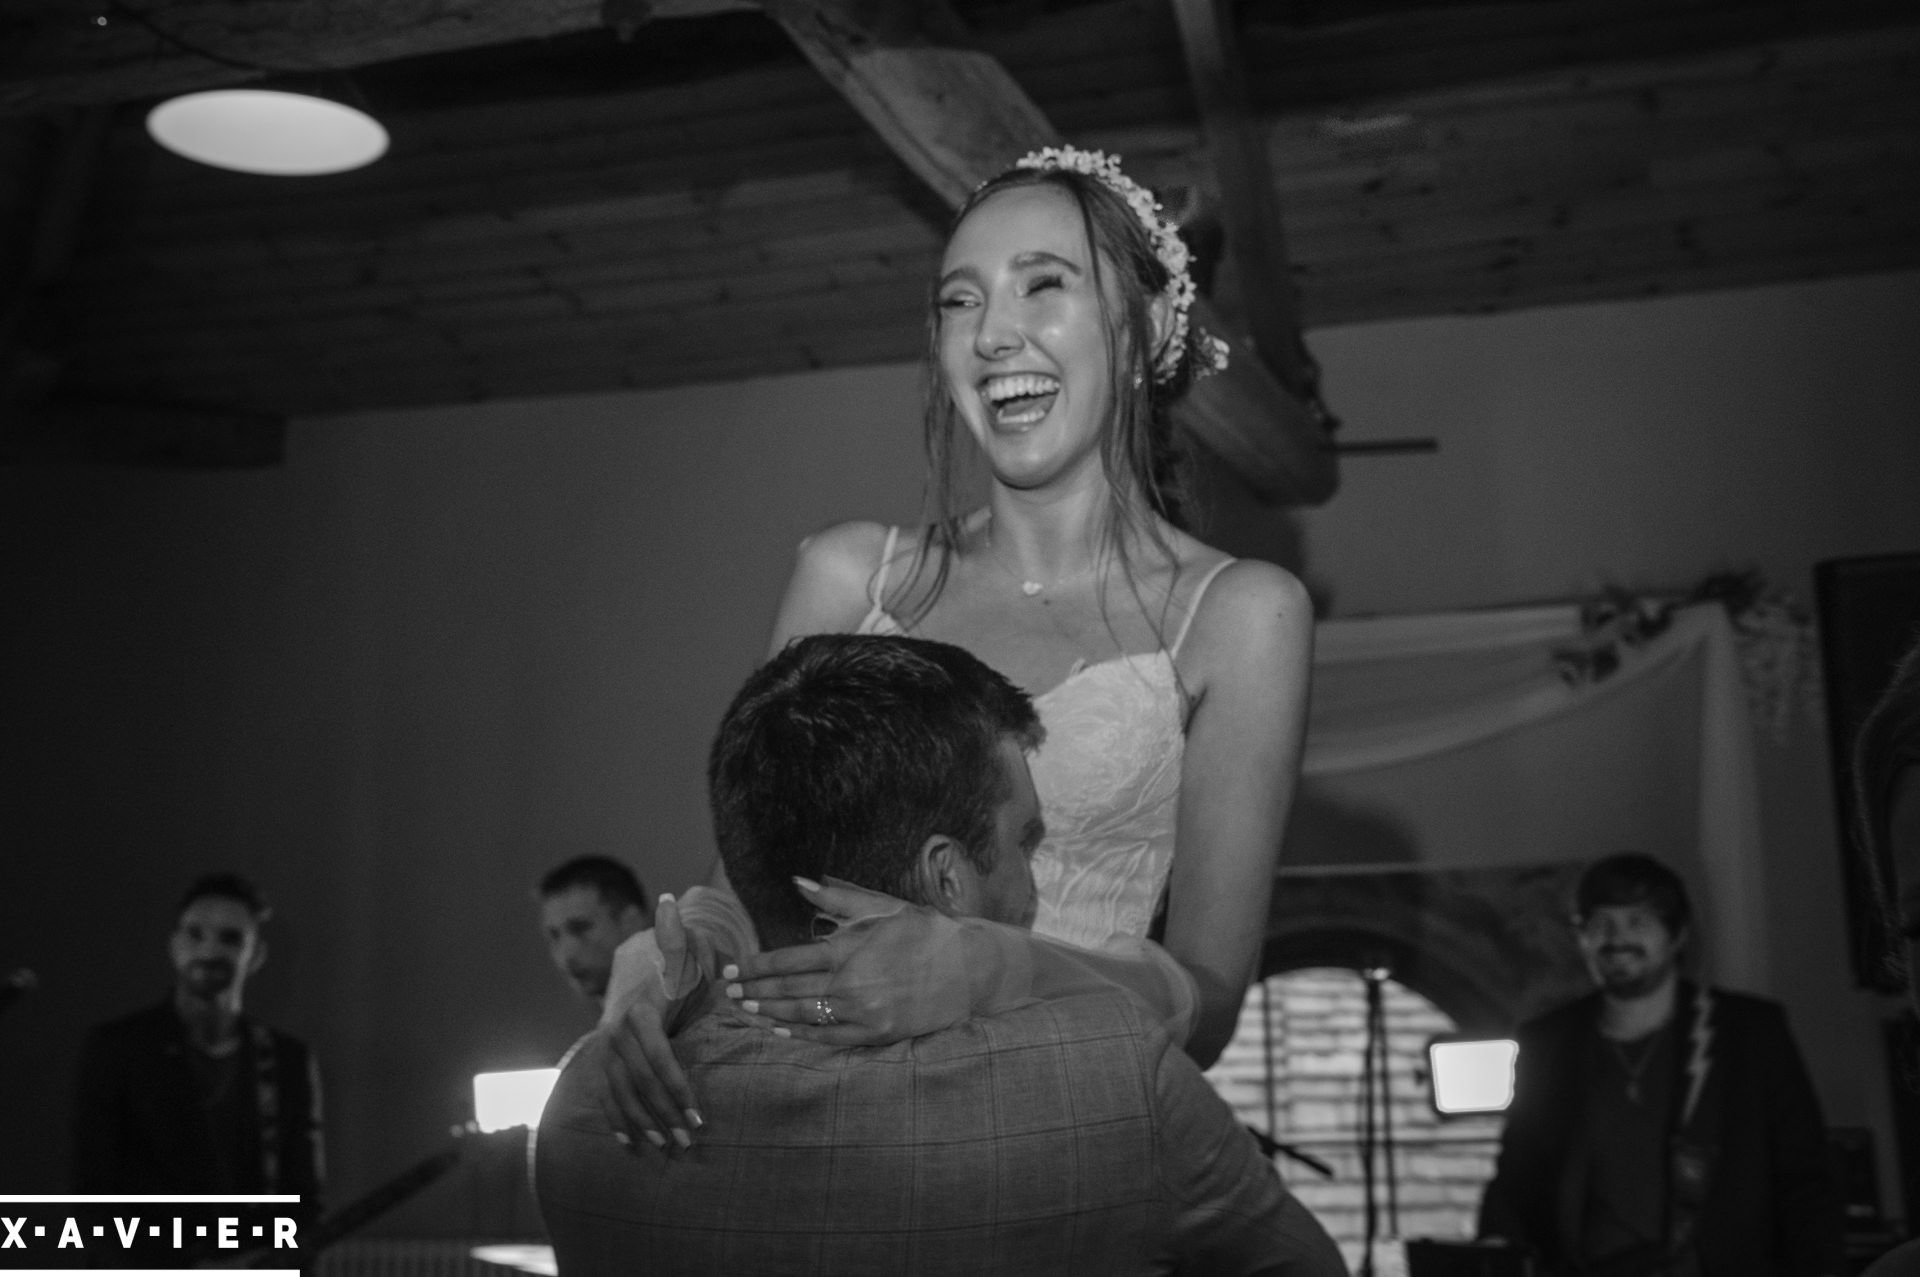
[472,1068,559,1133]
[1428,1038,1518,1114]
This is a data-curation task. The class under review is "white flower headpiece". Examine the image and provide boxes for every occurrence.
[1011,145,1230,386]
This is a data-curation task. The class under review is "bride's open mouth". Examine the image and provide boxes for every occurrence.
[982,372,1060,428]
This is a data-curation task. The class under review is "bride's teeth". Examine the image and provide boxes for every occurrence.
[984,374,1059,403]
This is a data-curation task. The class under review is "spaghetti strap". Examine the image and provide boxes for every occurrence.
[869,526,901,608]
[1170,558,1235,658]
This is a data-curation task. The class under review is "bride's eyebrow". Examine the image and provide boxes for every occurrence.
[938,251,1083,290]
[1010,250,1082,274]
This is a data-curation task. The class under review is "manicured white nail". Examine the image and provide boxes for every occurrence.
[685,1109,704,1129]
[644,1129,666,1148]
[793,876,822,893]
[671,1128,692,1150]
[722,964,740,981]
[741,999,759,1014]
[726,983,744,999]
[773,1027,792,1039]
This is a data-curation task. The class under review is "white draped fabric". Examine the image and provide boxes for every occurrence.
[1298,602,1767,991]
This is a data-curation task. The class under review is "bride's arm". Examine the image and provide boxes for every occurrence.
[591,891,735,1150]
[598,880,756,1029]
[1160,560,1314,1068]
[730,878,1199,1045]
[1009,929,1199,1043]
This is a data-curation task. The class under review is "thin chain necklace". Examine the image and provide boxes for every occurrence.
[1608,1029,1663,1105]
[982,513,1094,600]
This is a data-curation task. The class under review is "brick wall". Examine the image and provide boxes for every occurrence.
[1205,968,1505,1275]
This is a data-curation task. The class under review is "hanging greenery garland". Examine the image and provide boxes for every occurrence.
[1552,570,1822,744]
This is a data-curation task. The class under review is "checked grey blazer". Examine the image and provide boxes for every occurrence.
[535,988,1343,1276]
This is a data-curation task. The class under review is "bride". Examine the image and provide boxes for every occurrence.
[598,146,1314,1150]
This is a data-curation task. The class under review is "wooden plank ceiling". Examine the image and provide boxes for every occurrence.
[2,0,1917,479]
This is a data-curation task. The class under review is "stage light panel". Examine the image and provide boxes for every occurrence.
[1427,1037,1518,1114]
[472,1068,559,1132]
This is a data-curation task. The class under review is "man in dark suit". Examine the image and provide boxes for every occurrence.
[1477,853,1843,1276]
[535,855,653,1012]
[73,873,323,1225]
[537,634,1344,1276]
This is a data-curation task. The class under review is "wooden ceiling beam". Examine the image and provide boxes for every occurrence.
[0,0,752,115]
[760,0,1054,206]
[7,0,1913,119]
[1169,0,1331,445]
[762,0,1335,504]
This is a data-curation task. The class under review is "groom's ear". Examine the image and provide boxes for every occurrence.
[917,834,972,915]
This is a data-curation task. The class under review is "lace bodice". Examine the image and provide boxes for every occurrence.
[1022,652,1186,948]
[855,529,1230,952]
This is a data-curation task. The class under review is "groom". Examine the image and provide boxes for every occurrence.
[535,633,1342,1275]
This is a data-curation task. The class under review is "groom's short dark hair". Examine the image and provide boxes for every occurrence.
[708,634,1042,950]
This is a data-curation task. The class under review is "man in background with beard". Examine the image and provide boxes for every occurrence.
[73,873,323,1226]
[1478,853,1842,1277]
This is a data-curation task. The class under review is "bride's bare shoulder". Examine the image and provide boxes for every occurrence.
[1181,554,1312,681]
[792,520,896,584]
[772,520,912,644]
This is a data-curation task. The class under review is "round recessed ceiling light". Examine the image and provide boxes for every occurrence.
[146,87,388,176]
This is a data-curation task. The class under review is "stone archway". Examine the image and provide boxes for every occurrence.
[1260,863,1595,1032]
[1206,966,1507,1268]
[1201,863,1605,1270]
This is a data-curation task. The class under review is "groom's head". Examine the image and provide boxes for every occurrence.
[710,634,1046,950]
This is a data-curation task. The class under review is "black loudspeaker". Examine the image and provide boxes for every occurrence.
[1814,554,1920,991]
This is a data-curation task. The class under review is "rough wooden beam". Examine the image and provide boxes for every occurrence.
[1170,0,1316,396]
[1170,0,1334,500]
[760,0,1055,205]
[7,0,1909,118]
[0,0,752,115]
[762,0,1336,504]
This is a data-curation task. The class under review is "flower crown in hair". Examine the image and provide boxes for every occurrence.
[1012,145,1230,385]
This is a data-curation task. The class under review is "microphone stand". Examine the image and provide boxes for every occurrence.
[1243,1124,1336,1178]
[222,1123,478,1268]
[1358,964,1399,1277]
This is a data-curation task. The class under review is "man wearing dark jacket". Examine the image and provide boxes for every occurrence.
[74,873,323,1226]
[1478,853,1842,1277]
